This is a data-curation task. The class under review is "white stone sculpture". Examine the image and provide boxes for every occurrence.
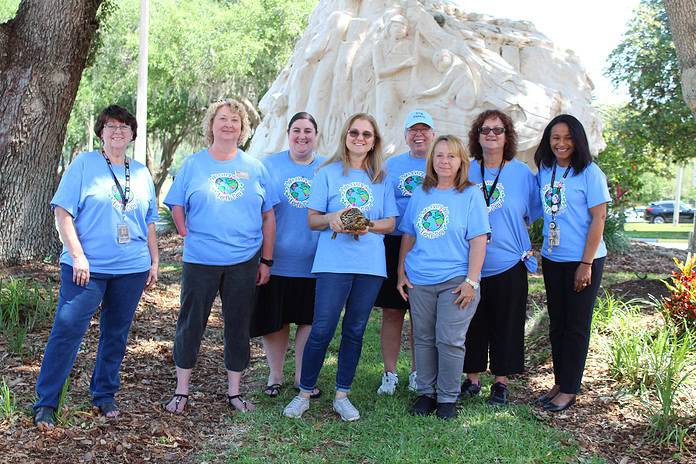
[248,0,605,164]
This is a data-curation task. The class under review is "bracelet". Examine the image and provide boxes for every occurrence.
[580,261,592,266]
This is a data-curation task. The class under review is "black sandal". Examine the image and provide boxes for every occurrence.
[33,406,56,429]
[263,384,282,398]
[164,394,189,414]
[227,394,254,412]
[97,402,119,417]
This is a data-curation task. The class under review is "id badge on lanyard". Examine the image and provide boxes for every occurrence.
[103,152,132,245]
[547,162,570,253]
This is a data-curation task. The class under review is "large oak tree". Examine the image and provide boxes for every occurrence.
[664,0,696,118]
[0,0,103,264]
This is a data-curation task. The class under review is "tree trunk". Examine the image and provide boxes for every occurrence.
[664,0,696,117]
[0,0,103,264]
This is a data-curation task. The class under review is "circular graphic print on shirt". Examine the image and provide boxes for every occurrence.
[417,203,450,239]
[110,185,137,212]
[398,170,425,197]
[478,180,506,213]
[339,182,374,212]
[209,172,245,201]
[284,176,312,208]
[542,182,567,215]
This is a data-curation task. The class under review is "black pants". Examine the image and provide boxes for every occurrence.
[173,254,258,372]
[541,257,605,394]
[463,262,527,376]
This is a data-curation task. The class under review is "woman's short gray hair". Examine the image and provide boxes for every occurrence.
[202,98,251,146]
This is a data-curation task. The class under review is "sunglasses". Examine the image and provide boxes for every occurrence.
[479,126,505,135]
[348,129,374,139]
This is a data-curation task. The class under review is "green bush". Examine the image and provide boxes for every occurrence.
[158,207,176,235]
[603,210,630,254]
[529,218,543,247]
[0,277,55,355]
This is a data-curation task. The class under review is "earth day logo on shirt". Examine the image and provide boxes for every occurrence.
[339,182,374,212]
[110,185,137,212]
[478,180,506,213]
[284,176,312,208]
[417,203,449,239]
[542,182,567,215]
[209,172,245,201]
[398,170,425,197]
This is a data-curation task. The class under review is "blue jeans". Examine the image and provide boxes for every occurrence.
[34,265,148,411]
[299,273,384,393]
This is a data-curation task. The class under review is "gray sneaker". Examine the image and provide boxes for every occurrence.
[283,395,310,418]
[332,397,360,421]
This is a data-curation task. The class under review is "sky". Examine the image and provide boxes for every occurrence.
[453,0,641,104]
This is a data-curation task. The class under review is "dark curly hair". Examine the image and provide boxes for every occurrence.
[534,114,592,175]
[94,105,138,142]
[467,109,517,161]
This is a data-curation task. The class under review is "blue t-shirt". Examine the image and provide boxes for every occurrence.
[164,149,278,265]
[308,162,399,277]
[399,185,490,285]
[51,151,159,274]
[469,159,543,277]
[385,152,427,236]
[263,151,326,278]
[537,162,611,262]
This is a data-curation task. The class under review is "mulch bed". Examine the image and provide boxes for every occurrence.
[0,238,693,463]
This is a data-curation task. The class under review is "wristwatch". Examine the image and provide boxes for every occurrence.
[260,257,274,267]
[465,277,480,290]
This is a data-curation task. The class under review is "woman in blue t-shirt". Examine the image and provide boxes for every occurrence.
[250,112,325,399]
[534,114,610,412]
[462,110,542,406]
[397,135,490,420]
[164,99,277,415]
[33,105,159,428]
[283,113,398,422]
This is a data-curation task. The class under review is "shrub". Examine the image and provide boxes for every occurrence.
[662,253,696,331]
[603,209,630,253]
[529,218,543,247]
[0,277,55,355]
[158,207,176,235]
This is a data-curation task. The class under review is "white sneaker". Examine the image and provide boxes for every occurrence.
[283,395,310,418]
[408,371,417,392]
[377,371,399,395]
[333,397,360,421]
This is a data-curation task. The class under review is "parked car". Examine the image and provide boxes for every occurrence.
[625,206,647,223]
[643,201,694,223]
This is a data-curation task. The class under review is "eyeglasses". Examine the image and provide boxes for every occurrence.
[105,124,132,133]
[407,127,432,135]
[348,129,374,139]
[479,126,505,135]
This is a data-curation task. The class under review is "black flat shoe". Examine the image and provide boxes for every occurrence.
[533,391,558,406]
[544,397,576,412]
[436,402,457,420]
[410,395,437,416]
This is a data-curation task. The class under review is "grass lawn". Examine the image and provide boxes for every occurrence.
[623,223,692,240]
[190,309,596,463]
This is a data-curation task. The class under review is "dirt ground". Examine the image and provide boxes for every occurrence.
[0,238,693,463]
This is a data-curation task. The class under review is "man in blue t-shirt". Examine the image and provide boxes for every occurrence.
[375,110,435,395]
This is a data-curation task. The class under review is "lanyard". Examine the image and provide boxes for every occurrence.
[102,151,130,213]
[549,161,571,221]
[480,158,505,207]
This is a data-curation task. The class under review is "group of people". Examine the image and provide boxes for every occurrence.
[32,100,609,428]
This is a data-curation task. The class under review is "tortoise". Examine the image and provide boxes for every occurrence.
[331,208,374,240]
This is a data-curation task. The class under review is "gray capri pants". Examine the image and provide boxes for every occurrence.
[173,253,259,372]
[409,276,480,403]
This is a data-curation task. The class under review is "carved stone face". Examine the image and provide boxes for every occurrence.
[388,17,408,39]
[433,50,453,73]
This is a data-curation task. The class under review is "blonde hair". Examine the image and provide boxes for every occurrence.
[202,98,251,146]
[320,113,385,183]
[422,135,473,192]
